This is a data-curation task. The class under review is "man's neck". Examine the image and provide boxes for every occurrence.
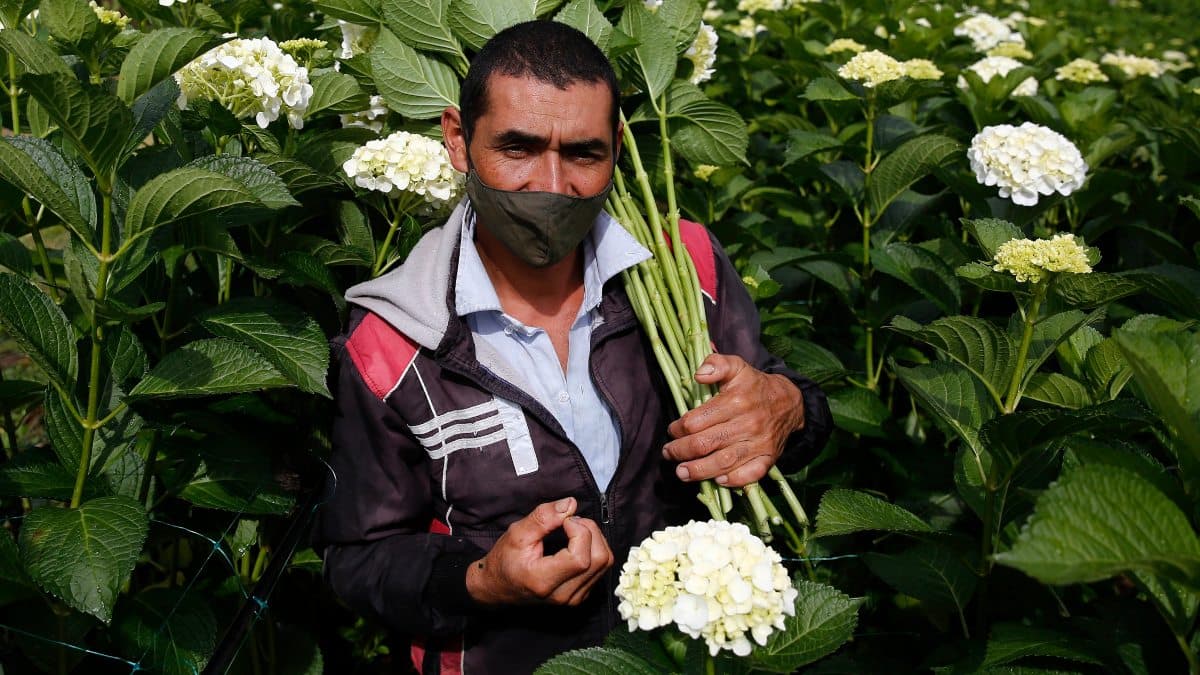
[472,224,585,324]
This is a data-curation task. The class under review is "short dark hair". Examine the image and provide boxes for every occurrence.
[459,20,620,143]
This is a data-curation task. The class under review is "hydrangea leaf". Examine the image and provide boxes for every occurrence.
[19,496,149,623]
[197,297,331,397]
[312,0,384,25]
[306,71,370,117]
[1022,372,1092,409]
[1052,273,1141,308]
[0,135,97,245]
[0,28,71,75]
[981,623,1105,668]
[381,0,464,60]
[186,155,299,211]
[782,130,841,166]
[128,338,291,400]
[371,28,459,120]
[449,0,539,51]
[803,77,857,102]
[867,134,962,215]
[617,2,675,102]
[116,28,226,103]
[554,0,613,53]
[0,0,40,32]
[171,437,294,515]
[19,72,133,176]
[123,167,268,241]
[863,540,978,630]
[815,489,932,538]
[894,359,998,459]
[977,400,1154,473]
[664,82,748,166]
[872,242,963,315]
[255,155,341,196]
[956,261,1022,294]
[655,0,702,54]
[827,386,889,438]
[889,315,1016,407]
[750,580,861,672]
[995,464,1200,593]
[534,647,662,675]
[0,451,93,500]
[38,0,100,49]
[1121,264,1200,320]
[962,218,1023,259]
[113,588,217,675]
[1018,308,1105,394]
[0,273,78,393]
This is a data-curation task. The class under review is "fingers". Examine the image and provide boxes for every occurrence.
[551,516,614,605]
[691,353,748,386]
[508,497,576,547]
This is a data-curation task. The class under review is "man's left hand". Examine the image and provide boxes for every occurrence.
[663,353,805,487]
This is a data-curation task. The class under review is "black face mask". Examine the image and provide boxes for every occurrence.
[465,171,613,268]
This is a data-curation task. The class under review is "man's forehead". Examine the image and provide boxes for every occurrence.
[478,72,613,123]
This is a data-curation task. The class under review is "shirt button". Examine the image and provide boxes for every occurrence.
[503,325,515,336]
[558,392,570,403]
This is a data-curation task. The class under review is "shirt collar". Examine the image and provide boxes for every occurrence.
[454,204,651,318]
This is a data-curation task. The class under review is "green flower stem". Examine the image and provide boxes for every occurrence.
[22,197,60,300]
[698,480,724,521]
[860,95,880,391]
[1002,281,1049,414]
[759,487,805,553]
[136,429,160,507]
[372,202,409,278]
[769,465,809,527]
[1175,628,1199,675]
[743,483,773,540]
[250,546,270,583]
[70,191,114,509]
[6,53,19,134]
[622,268,689,416]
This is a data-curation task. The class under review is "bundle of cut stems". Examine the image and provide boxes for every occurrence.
[607,104,810,552]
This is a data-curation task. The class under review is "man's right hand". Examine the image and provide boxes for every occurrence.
[465,497,613,607]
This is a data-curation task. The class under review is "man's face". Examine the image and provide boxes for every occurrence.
[444,73,618,197]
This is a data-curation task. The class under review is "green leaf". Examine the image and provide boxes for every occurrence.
[371,27,460,120]
[815,489,932,538]
[1052,273,1141,308]
[867,135,961,215]
[783,130,841,166]
[1082,338,1131,400]
[20,496,149,623]
[827,386,889,438]
[313,0,384,24]
[123,167,267,241]
[256,155,340,196]
[127,78,182,157]
[0,377,43,408]
[956,261,1022,294]
[0,28,71,75]
[0,0,39,31]
[38,0,100,48]
[803,77,856,102]
[534,647,662,675]
[617,2,675,102]
[306,71,370,117]
[1021,309,1104,392]
[185,155,299,210]
[894,359,998,459]
[785,339,845,384]
[1122,264,1200,320]
[750,579,860,672]
[664,82,748,166]
[0,528,36,605]
[114,588,217,675]
[995,464,1200,591]
[603,628,677,674]
[449,0,538,51]
[1023,373,1092,409]
[963,218,1023,260]
[278,250,348,316]
[889,315,1016,408]
[1115,329,1200,485]
[872,242,962,315]
[198,297,330,397]
[117,28,226,103]
[0,232,32,275]
[655,0,702,53]
[981,623,1104,668]
[128,338,291,400]
[20,72,134,176]
[554,0,613,52]
[0,273,78,392]
[0,135,97,244]
[979,400,1154,473]
[176,440,294,515]
[863,540,978,618]
[0,453,89,499]
[1181,195,1200,219]
[381,0,464,59]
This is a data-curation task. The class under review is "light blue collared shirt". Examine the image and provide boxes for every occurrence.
[455,208,650,492]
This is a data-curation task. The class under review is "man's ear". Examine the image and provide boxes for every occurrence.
[613,121,624,164]
[441,106,470,174]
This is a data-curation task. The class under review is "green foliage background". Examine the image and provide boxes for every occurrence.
[0,0,1197,672]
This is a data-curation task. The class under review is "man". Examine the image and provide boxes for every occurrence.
[315,20,831,675]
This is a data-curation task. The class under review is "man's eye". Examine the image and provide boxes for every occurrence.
[501,147,529,157]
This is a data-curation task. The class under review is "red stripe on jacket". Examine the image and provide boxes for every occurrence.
[345,312,420,400]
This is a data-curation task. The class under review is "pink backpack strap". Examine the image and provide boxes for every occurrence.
[677,219,718,302]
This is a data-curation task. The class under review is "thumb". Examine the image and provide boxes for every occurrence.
[694,353,744,385]
[511,497,576,546]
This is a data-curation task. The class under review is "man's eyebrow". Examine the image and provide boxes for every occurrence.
[492,130,547,147]
[562,138,610,155]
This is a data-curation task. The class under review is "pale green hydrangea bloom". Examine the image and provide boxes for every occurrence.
[954,12,1025,51]
[837,50,906,88]
[703,0,723,22]
[616,520,798,657]
[737,0,789,14]
[176,37,313,129]
[993,234,1093,283]
[339,94,389,133]
[825,38,867,55]
[685,23,719,84]
[959,55,1038,97]
[729,16,766,38]
[89,1,129,28]
[968,122,1088,207]
[341,131,463,211]
[903,58,944,80]
[693,165,719,181]
[1101,50,1165,78]
[987,42,1034,60]
[1055,58,1109,83]
[280,38,327,55]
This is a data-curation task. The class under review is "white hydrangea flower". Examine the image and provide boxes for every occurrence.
[338,20,378,59]
[159,0,187,6]
[685,23,718,84]
[176,37,313,129]
[616,520,798,657]
[838,50,906,88]
[954,13,1025,51]
[89,1,130,28]
[903,58,944,80]
[826,38,867,55]
[341,131,463,211]
[958,55,1038,97]
[915,17,933,28]
[737,0,789,14]
[993,233,1093,283]
[643,0,663,10]
[1100,50,1165,78]
[339,94,389,133]
[703,0,723,22]
[728,16,766,38]
[968,122,1088,207]
[1055,58,1109,83]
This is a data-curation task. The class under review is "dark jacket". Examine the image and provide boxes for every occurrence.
[313,203,832,674]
